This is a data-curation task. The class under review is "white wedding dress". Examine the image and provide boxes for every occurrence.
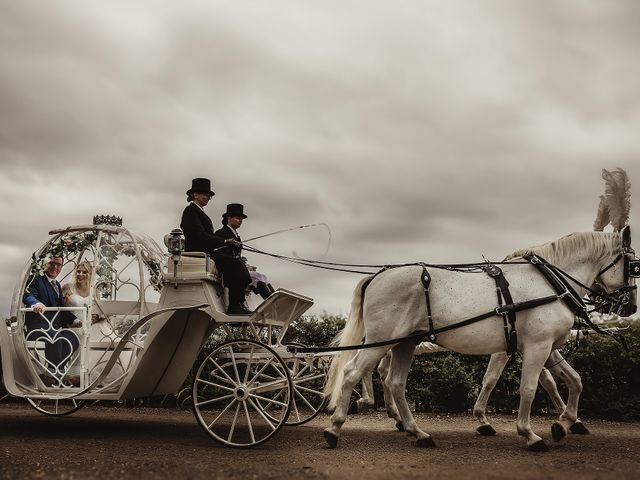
[65,293,126,385]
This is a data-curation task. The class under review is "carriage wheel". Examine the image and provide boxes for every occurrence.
[27,397,85,416]
[283,355,329,426]
[192,339,292,448]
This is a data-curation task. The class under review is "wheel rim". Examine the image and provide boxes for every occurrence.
[27,397,85,416]
[192,339,292,447]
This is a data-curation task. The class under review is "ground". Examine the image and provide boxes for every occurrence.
[1,403,639,479]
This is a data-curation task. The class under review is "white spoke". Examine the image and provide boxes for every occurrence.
[245,358,275,388]
[243,345,255,383]
[196,378,235,392]
[195,393,234,408]
[243,401,256,444]
[228,402,242,442]
[294,373,326,384]
[295,388,317,411]
[293,363,311,379]
[209,358,237,386]
[248,393,289,408]
[295,384,325,396]
[228,347,241,383]
[249,378,288,394]
[291,392,301,422]
[207,399,237,429]
[247,398,277,431]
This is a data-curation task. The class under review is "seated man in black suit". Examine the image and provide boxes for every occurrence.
[23,255,81,386]
[180,178,253,315]
[215,203,275,300]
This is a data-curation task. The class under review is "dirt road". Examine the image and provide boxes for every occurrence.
[1,403,639,479]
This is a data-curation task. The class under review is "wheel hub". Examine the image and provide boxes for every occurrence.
[234,386,248,401]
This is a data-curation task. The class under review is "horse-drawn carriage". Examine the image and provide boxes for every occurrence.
[1,216,331,447]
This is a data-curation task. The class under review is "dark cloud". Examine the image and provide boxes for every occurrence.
[1,1,639,316]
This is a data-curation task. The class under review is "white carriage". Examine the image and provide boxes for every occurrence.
[1,216,330,447]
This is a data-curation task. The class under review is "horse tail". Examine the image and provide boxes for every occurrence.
[324,275,370,410]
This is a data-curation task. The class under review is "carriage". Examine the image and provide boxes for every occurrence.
[0,216,331,447]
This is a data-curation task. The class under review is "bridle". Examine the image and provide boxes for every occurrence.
[543,243,639,317]
[590,244,639,316]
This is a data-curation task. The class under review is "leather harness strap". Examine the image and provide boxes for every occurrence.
[485,264,518,355]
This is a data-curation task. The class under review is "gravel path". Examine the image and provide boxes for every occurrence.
[1,403,639,479]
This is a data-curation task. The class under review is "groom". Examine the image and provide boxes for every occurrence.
[23,255,80,384]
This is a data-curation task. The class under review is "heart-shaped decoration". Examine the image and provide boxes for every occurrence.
[26,328,79,381]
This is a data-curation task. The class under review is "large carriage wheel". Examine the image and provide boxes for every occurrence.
[192,339,292,448]
[27,397,85,416]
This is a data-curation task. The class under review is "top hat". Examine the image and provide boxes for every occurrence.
[186,178,215,197]
[223,203,247,219]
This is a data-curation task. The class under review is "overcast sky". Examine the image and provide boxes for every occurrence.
[1,1,639,318]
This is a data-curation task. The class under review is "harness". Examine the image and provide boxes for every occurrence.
[421,261,551,356]
[287,252,635,355]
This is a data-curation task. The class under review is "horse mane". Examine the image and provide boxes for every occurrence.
[504,231,622,265]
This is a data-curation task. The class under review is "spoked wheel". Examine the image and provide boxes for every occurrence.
[282,354,329,426]
[27,397,85,416]
[192,339,293,448]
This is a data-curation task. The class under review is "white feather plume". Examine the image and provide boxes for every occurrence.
[593,194,609,231]
[601,168,631,232]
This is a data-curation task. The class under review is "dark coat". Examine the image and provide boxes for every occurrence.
[214,225,242,257]
[180,203,225,255]
[180,203,251,305]
[23,274,75,329]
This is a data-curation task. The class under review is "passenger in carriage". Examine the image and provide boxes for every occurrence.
[215,203,275,300]
[22,255,81,386]
[62,261,92,308]
[180,178,253,315]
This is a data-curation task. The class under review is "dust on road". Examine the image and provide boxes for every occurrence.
[1,403,639,479]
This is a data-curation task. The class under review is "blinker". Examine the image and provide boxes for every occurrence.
[629,260,640,278]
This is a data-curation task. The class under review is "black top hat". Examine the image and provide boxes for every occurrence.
[223,203,247,219]
[186,178,215,197]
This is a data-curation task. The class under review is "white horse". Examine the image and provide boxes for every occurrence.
[324,228,636,451]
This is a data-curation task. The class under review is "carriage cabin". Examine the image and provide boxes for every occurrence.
[1,216,313,402]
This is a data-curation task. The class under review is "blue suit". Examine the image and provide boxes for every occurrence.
[23,275,79,374]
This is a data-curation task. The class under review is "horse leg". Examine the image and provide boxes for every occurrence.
[473,352,510,436]
[517,343,553,451]
[324,346,390,448]
[377,353,403,430]
[387,342,435,448]
[354,370,376,413]
[538,367,566,415]
[544,351,586,441]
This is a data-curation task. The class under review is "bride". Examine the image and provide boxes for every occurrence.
[63,262,125,385]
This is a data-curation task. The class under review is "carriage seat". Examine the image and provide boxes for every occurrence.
[165,253,221,282]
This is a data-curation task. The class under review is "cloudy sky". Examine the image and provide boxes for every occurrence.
[1,1,639,318]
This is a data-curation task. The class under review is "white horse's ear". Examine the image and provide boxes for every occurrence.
[621,225,631,249]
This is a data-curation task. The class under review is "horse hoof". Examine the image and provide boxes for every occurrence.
[476,424,497,436]
[551,422,566,442]
[395,421,405,432]
[416,437,436,448]
[528,440,549,452]
[323,430,339,449]
[347,402,358,415]
[569,421,590,435]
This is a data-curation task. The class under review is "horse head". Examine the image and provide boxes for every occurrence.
[595,226,638,316]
